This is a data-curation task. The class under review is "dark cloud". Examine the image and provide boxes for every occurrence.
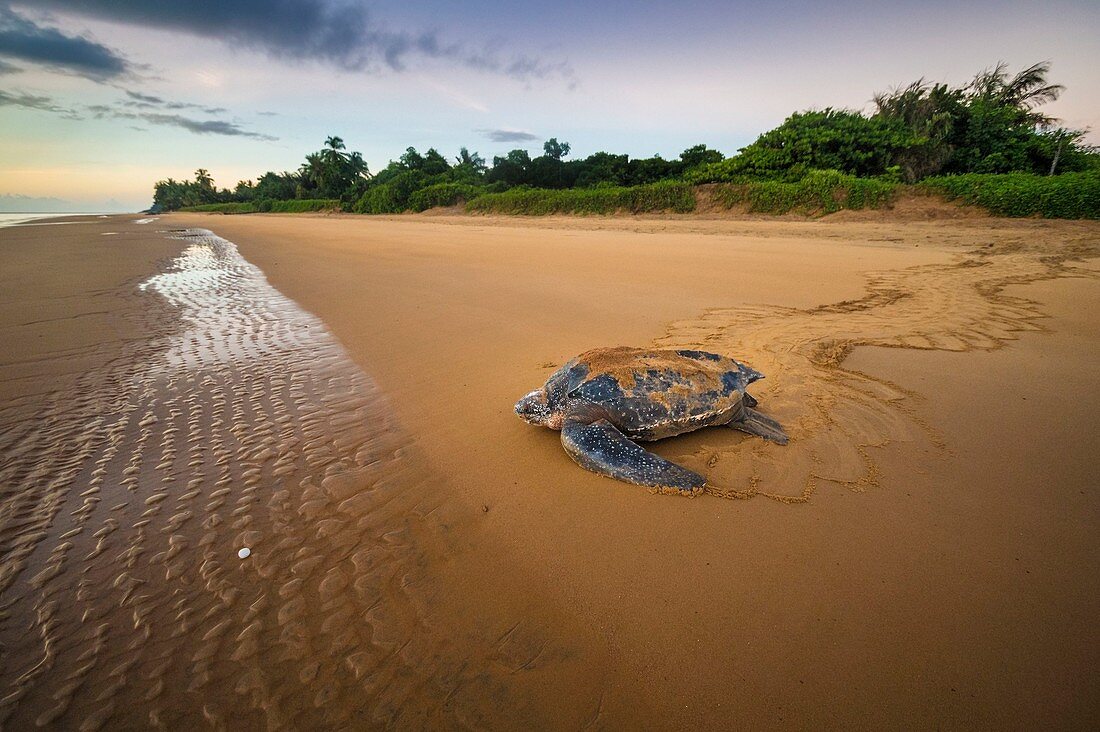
[0,5,131,80]
[125,89,163,105]
[122,88,226,115]
[0,88,80,118]
[2,85,276,140]
[0,88,56,110]
[158,100,227,114]
[135,112,277,141]
[480,128,539,143]
[31,0,574,83]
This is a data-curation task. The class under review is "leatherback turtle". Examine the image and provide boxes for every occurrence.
[515,347,788,494]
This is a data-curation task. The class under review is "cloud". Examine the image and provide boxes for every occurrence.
[124,89,163,105]
[0,88,80,118]
[181,103,227,115]
[480,128,539,143]
[0,5,131,80]
[123,88,226,115]
[135,112,277,140]
[2,86,276,139]
[0,57,19,73]
[30,0,574,84]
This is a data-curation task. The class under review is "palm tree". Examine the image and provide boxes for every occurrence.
[454,147,486,176]
[346,151,368,177]
[298,137,369,198]
[320,136,350,175]
[194,168,213,189]
[873,80,961,180]
[299,153,329,194]
[969,61,1064,126]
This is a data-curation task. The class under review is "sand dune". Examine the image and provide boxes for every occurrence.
[0,212,1096,729]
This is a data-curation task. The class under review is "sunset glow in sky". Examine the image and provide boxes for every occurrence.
[1,0,1098,211]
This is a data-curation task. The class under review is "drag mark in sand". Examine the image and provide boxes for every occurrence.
[654,233,1100,502]
[0,228,574,728]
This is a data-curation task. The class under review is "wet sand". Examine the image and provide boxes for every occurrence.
[1,212,1097,728]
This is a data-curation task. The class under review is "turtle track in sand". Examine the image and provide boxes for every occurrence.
[0,228,589,729]
[652,228,1100,502]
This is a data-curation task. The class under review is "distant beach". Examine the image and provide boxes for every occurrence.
[0,213,112,227]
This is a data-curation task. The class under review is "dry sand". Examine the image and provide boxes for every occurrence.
[0,211,1097,729]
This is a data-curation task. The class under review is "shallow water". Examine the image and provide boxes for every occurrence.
[0,227,573,728]
[0,213,100,227]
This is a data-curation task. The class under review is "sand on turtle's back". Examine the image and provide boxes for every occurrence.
[572,347,747,438]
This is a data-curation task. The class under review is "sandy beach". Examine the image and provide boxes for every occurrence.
[1,211,1097,729]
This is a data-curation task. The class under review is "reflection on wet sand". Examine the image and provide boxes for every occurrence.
[0,228,597,729]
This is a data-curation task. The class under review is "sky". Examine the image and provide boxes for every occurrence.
[0,0,1097,211]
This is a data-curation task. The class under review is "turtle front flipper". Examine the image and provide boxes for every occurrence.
[729,406,789,445]
[561,416,705,495]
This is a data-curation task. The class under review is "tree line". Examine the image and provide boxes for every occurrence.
[152,61,1096,213]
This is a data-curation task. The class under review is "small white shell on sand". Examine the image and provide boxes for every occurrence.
[238,547,251,559]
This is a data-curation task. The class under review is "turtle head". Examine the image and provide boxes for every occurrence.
[516,360,580,429]
[515,388,563,429]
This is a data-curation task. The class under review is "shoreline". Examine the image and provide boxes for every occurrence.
[0,216,619,728]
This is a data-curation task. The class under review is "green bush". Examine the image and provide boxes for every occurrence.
[266,198,340,213]
[365,186,399,213]
[685,163,753,185]
[710,170,897,215]
[353,184,401,214]
[180,198,339,214]
[921,171,1100,219]
[352,170,443,213]
[180,202,258,213]
[465,181,695,215]
[684,109,918,183]
[408,183,483,212]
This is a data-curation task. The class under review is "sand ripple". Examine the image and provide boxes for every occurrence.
[0,229,563,729]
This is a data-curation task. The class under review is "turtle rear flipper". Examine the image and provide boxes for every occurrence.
[561,418,705,494]
[729,406,789,445]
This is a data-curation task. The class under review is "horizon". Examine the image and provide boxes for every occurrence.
[2,0,1098,211]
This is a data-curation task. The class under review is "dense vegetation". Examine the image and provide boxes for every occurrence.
[688,62,1094,186]
[466,182,695,215]
[922,171,1100,219]
[709,170,898,215]
[180,199,339,214]
[152,62,1098,219]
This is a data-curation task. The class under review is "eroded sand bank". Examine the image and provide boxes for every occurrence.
[1,212,1097,728]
